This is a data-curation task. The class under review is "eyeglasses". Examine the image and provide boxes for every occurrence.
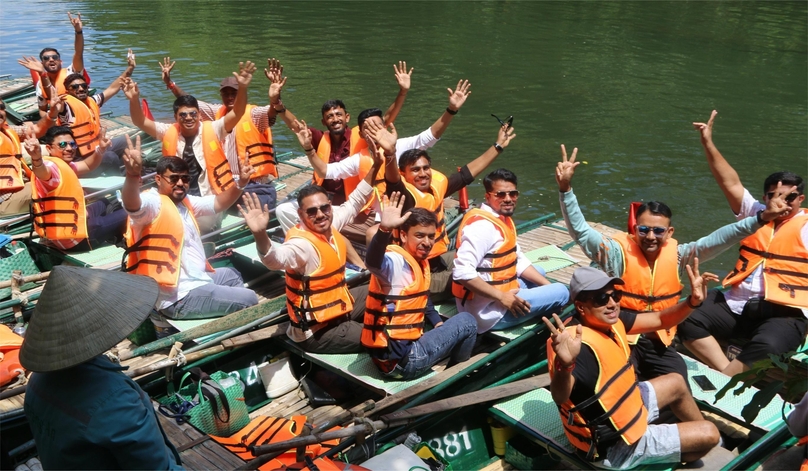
[489,190,519,199]
[583,290,623,307]
[178,111,198,120]
[491,114,513,128]
[56,141,78,149]
[69,83,88,91]
[636,225,667,237]
[164,174,191,185]
[304,203,332,218]
[41,54,60,61]
[766,191,800,203]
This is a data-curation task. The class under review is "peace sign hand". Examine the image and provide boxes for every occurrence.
[379,191,411,232]
[555,144,580,192]
[238,151,256,182]
[23,128,41,162]
[693,110,717,144]
[122,134,142,177]
[96,127,110,156]
[542,313,582,367]
[684,257,719,308]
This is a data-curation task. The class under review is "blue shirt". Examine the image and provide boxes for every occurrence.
[25,356,183,470]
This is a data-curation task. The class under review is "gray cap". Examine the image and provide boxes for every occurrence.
[569,266,624,301]
[219,76,239,90]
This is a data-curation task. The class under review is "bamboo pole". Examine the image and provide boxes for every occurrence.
[0,271,50,289]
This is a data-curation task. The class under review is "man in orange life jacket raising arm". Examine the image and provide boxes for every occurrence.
[121,136,259,320]
[678,110,808,377]
[160,57,284,211]
[362,192,477,379]
[555,144,790,383]
[239,137,386,353]
[26,126,127,251]
[543,264,720,468]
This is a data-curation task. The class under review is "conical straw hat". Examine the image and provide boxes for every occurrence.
[20,266,158,372]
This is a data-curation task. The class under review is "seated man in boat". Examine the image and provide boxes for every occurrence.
[554,144,787,383]
[25,126,127,251]
[54,51,136,175]
[160,56,283,211]
[543,265,720,468]
[380,122,516,302]
[453,168,569,333]
[362,192,477,380]
[239,141,385,353]
[121,136,259,320]
[22,266,183,470]
[678,111,808,376]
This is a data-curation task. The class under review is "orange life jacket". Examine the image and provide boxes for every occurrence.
[723,212,808,309]
[0,325,24,388]
[215,104,278,179]
[162,122,233,194]
[547,319,647,461]
[282,457,366,471]
[0,127,25,192]
[122,194,212,287]
[611,232,683,346]
[284,225,353,331]
[398,170,450,258]
[31,157,88,241]
[61,94,101,158]
[798,435,808,471]
[314,126,379,204]
[452,208,519,305]
[362,245,431,349]
[36,68,70,97]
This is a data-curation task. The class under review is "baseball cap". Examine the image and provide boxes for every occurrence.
[219,77,239,91]
[569,266,624,301]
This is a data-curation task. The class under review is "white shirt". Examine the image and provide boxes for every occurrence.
[724,188,808,316]
[127,188,216,309]
[154,119,228,197]
[452,204,532,332]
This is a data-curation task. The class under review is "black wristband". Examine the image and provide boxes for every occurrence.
[75,30,83,35]
[493,143,504,152]
[686,296,703,309]
[446,107,458,115]
[756,209,766,226]
[303,147,314,153]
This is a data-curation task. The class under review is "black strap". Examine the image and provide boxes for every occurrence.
[366,307,426,317]
[367,289,430,302]
[621,290,683,303]
[778,283,808,299]
[286,279,347,296]
[484,245,517,259]
[287,264,346,282]
[569,362,634,414]
[199,379,231,424]
[363,322,425,331]
[740,245,808,265]
[476,258,518,273]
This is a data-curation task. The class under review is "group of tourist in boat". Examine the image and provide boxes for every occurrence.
[1,13,806,470]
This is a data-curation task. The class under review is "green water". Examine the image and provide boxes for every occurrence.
[2,0,806,273]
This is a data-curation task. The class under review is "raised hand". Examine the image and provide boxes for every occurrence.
[555,144,580,192]
[499,288,531,316]
[237,152,256,182]
[447,79,471,112]
[47,85,64,117]
[379,191,411,231]
[292,119,313,149]
[238,192,270,234]
[159,57,175,84]
[234,61,256,88]
[684,257,719,307]
[761,181,796,222]
[23,128,41,162]
[393,61,413,92]
[68,11,83,32]
[122,78,139,101]
[542,313,582,367]
[495,123,516,148]
[264,58,287,103]
[366,119,397,156]
[122,134,142,177]
[17,56,45,74]
[126,48,136,68]
[96,127,110,156]
[693,110,717,144]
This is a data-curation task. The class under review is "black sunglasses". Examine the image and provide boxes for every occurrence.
[164,174,191,185]
[491,114,513,128]
[583,290,623,307]
[69,83,88,90]
[304,203,332,218]
[489,190,519,199]
[637,225,667,236]
[766,191,800,203]
[178,111,198,119]
[57,141,78,149]
[42,54,60,61]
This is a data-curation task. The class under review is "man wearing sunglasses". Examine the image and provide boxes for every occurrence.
[25,126,125,252]
[240,148,384,353]
[680,111,808,376]
[542,265,721,468]
[121,136,258,321]
[555,144,786,383]
[452,168,569,333]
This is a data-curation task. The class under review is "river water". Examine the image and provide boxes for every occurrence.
[2,1,806,273]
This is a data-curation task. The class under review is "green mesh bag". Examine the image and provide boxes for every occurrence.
[0,241,41,300]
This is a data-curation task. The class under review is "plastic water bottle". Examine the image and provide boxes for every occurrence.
[403,432,421,450]
[12,323,26,337]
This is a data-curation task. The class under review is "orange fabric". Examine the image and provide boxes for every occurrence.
[362,245,431,349]
[0,127,24,191]
[314,126,375,206]
[284,225,353,330]
[36,69,70,97]
[547,320,647,459]
[61,94,101,158]
[31,157,88,241]
[400,170,450,258]
[348,151,385,213]
[611,232,683,346]
[452,208,519,305]
[0,325,23,388]
[162,122,233,194]
[215,105,278,179]
[724,213,808,309]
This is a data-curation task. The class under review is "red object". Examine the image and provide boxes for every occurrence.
[627,201,642,233]
[142,99,154,120]
[458,167,469,210]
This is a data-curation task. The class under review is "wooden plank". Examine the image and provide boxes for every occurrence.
[221,322,289,348]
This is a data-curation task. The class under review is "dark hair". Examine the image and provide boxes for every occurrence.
[764,171,805,195]
[483,168,518,192]
[400,207,438,232]
[156,157,189,175]
[635,201,672,220]
[62,73,86,90]
[39,48,59,61]
[173,95,199,115]
[297,185,330,207]
[398,149,431,172]
[357,108,383,129]
[321,100,347,116]
[43,126,74,144]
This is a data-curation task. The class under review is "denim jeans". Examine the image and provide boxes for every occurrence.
[493,264,570,330]
[388,312,478,380]
[161,267,259,320]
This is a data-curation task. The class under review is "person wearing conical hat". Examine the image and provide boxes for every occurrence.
[21,266,183,470]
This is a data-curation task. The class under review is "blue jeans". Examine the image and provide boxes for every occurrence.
[388,312,478,380]
[493,264,570,330]
[161,267,259,320]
